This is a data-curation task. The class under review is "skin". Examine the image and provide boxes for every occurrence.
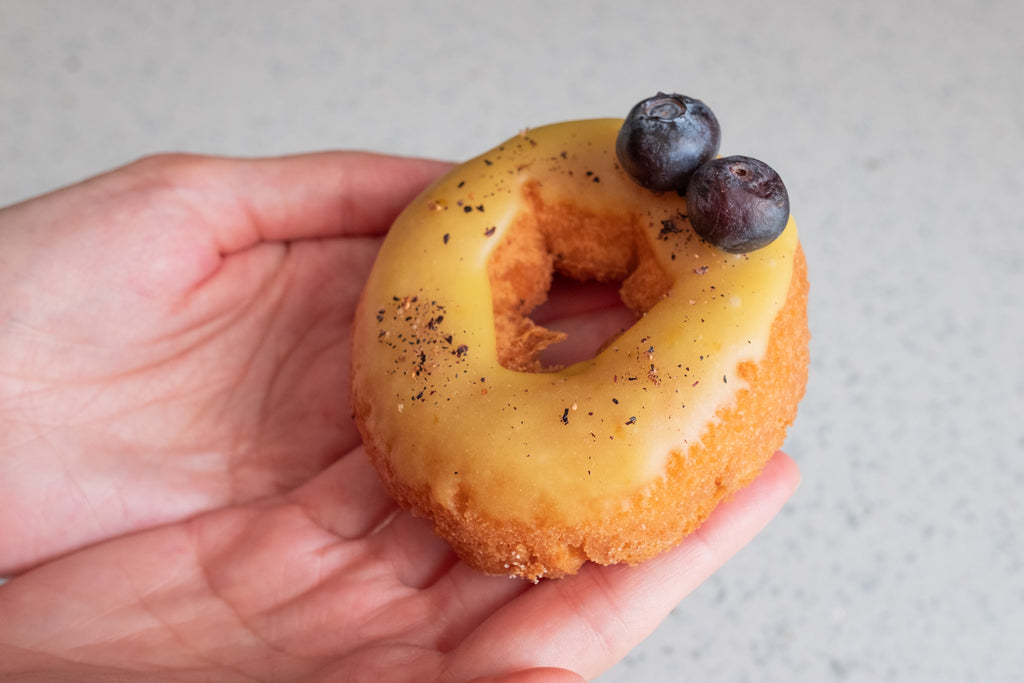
[0,152,800,681]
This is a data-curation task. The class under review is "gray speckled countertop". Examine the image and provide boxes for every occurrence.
[2,0,1021,680]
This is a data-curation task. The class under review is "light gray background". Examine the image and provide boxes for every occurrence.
[2,1,1021,681]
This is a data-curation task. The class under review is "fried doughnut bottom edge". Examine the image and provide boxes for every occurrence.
[356,245,809,580]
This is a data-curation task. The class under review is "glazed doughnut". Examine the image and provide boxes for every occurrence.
[351,115,809,580]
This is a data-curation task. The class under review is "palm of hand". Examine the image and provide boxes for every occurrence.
[0,153,798,682]
[0,154,409,569]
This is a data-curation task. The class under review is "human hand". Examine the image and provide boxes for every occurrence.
[0,153,800,681]
[0,151,449,572]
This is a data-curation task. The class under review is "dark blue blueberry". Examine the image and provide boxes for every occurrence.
[616,93,721,192]
[686,156,790,253]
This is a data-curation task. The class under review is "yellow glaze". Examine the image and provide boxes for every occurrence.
[352,118,797,525]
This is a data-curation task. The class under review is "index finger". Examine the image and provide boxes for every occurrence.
[445,451,801,681]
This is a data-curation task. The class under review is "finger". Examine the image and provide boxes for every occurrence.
[531,275,626,324]
[288,446,398,539]
[288,444,479,589]
[423,562,533,653]
[446,451,801,680]
[123,151,453,253]
[536,306,638,368]
[364,510,460,588]
[467,668,586,683]
[530,275,637,367]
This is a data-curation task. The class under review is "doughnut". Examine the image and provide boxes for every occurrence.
[350,111,809,580]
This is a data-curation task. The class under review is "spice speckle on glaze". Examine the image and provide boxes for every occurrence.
[351,117,807,580]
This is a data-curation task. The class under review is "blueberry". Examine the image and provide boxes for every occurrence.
[686,156,790,253]
[616,93,721,192]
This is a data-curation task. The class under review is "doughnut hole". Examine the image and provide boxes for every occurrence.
[530,274,634,368]
[487,182,672,372]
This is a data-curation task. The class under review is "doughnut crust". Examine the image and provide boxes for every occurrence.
[351,119,809,580]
